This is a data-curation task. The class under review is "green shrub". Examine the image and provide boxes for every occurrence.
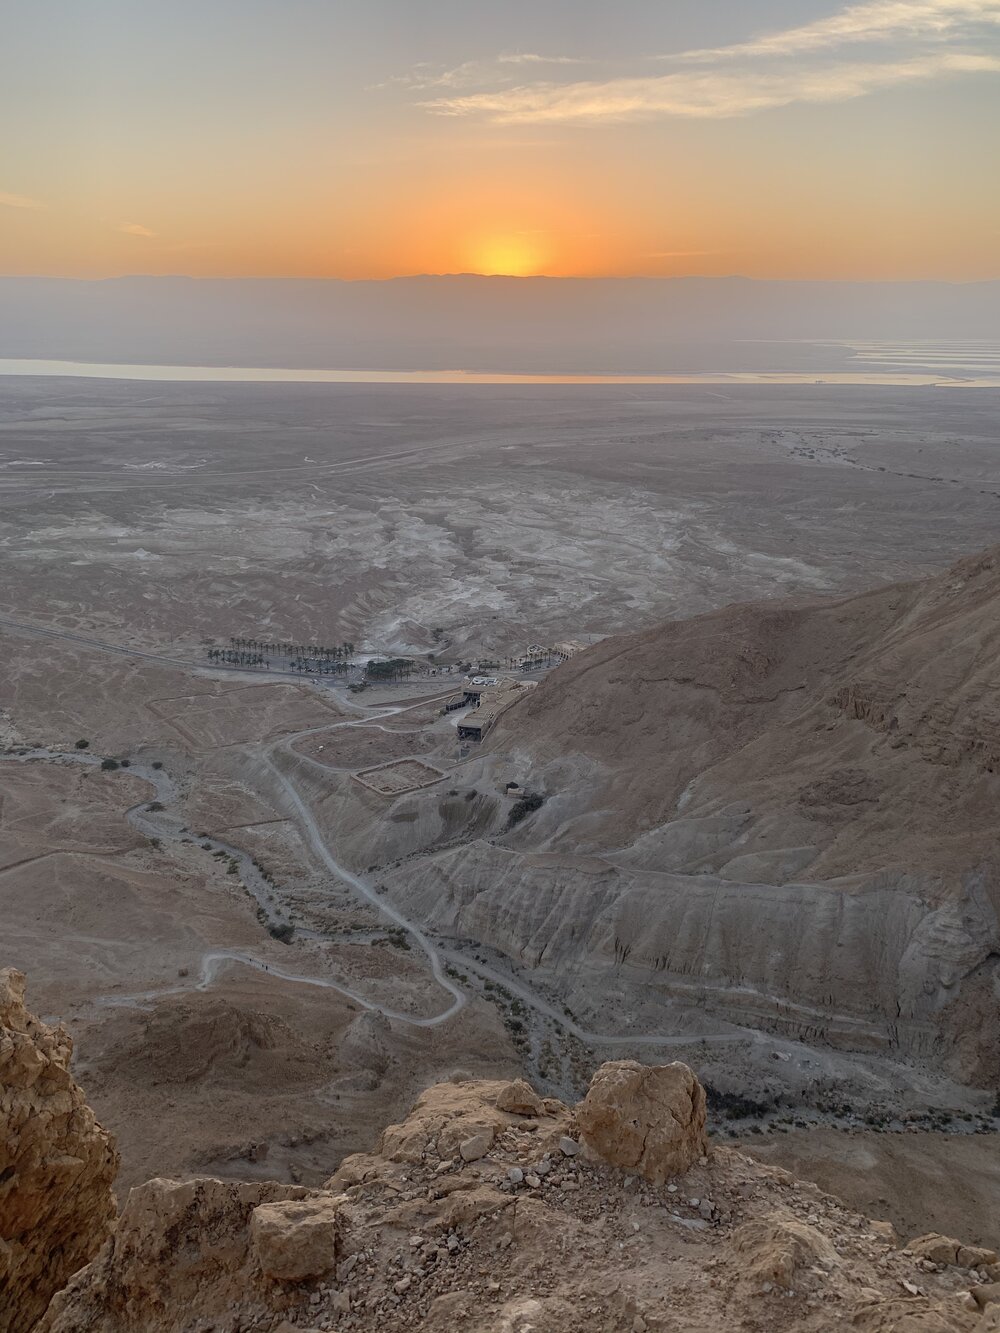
[505,791,544,830]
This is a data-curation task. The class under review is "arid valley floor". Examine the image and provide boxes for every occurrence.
[2,377,1000,1246]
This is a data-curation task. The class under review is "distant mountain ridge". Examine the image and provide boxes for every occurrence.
[1,274,998,373]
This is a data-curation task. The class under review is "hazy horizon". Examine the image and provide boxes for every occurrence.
[2,273,998,377]
[5,271,1000,285]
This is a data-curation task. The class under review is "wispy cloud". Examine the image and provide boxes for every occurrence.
[117,222,156,238]
[402,1,1000,124]
[677,0,1000,61]
[0,191,44,211]
[422,51,1000,122]
[497,53,585,66]
[370,61,495,92]
[373,52,585,92]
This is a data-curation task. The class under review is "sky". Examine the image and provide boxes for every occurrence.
[1,0,999,280]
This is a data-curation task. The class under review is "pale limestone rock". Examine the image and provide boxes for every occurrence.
[39,1177,310,1332]
[0,968,118,1331]
[495,1079,542,1116]
[459,1130,494,1162]
[907,1233,999,1269]
[34,1058,990,1333]
[735,1216,839,1290]
[373,1078,529,1164]
[852,1292,980,1332]
[250,1195,346,1281]
[870,1220,899,1245]
[575,1060,707,1184]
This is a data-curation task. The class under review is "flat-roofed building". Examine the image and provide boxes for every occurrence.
[461,675,502,704]
[456,677,536,741]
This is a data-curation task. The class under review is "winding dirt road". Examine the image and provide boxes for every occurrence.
[1,669,783,1060]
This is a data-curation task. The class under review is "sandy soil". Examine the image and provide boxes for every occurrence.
[145,682,344,751]
[0,636,341,756]
[0,703,517,1193]
[292,724,435,769]
[746,1128,1000,1248]
[76,974,517,1195]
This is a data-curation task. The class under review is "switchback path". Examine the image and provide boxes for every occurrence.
[1,692,770,1057]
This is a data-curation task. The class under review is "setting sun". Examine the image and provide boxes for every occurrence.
[466,233,547,277]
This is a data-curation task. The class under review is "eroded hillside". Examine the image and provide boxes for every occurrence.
[374,547,1000,1087]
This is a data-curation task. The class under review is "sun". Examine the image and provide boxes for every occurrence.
[467,233,546,276]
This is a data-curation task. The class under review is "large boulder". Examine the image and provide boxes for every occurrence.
[0,968,118,1332]
[575,1060,708,1184]
[494,1078,542,1116]
[251,1195,346,1282]
[907,1233,999,1269]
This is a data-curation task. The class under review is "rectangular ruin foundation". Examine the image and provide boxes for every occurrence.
[353,758,446,795]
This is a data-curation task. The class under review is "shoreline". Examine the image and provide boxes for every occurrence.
[2,356,1000,388]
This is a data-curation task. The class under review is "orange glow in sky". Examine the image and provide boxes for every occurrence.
[1,2,998,280]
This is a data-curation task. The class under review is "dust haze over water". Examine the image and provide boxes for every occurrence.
[2,275,999,380]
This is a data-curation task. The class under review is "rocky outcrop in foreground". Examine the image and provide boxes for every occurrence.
[0,968,118,1331]
[37,1057,1000,1332]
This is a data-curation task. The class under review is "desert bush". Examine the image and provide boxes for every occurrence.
[505,791,544,829]
[704,1085,773,1120]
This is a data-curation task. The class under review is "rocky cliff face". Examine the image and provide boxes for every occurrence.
[0,968,118,1331]
[375,548,1000,1085]
[36,1053,1000,1333]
